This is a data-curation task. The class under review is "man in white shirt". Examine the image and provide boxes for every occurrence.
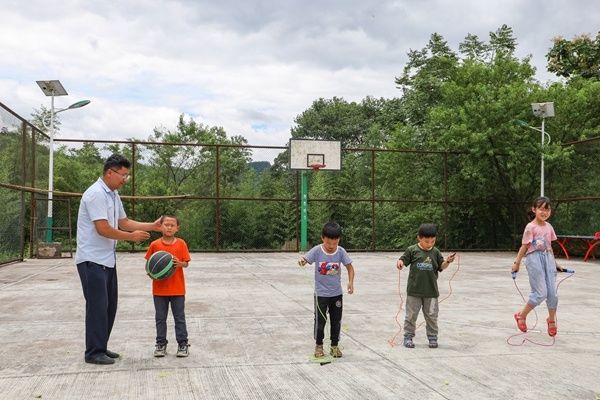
[76,154,160,365]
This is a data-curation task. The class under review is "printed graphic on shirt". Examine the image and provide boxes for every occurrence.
[319,262,340,275]
[532,236,547,251]
[415,256,434,271]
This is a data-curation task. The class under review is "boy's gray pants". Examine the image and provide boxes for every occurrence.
[404,295,439,338]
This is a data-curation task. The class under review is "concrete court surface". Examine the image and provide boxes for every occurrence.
[0,252,598,400]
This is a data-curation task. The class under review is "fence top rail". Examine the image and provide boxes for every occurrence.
[6,182,600,205]
[344,146,464,154]
[55,136,600,154]
[556,234,597,240]
[55,137,466,155]
[55,138,288,150]
[563,135,600,146]
[0,101,48,139]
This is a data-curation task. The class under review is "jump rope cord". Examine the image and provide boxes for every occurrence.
[506,269,574,347]
[388,254,461,347]
[387,266,404,347]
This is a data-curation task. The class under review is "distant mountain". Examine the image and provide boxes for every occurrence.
[250,161,271,173]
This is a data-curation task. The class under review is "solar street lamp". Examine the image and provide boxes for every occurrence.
[36,80,90,243]
[514,102,555,197]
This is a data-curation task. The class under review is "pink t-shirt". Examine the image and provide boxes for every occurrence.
[522,221,557,254]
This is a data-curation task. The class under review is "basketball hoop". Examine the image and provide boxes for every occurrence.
[289,139,341,171]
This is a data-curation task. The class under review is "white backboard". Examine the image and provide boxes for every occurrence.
[289,139,342,170]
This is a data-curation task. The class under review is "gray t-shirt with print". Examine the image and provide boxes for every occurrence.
[304,245,353,297]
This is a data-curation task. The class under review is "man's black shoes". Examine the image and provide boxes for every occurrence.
[105,350,120,359]
[85,354,115,365]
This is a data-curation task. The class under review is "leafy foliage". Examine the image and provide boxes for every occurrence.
[547,32,600,79]
[3,25,600,256]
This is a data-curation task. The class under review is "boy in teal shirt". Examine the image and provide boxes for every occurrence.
[396,223,456,348]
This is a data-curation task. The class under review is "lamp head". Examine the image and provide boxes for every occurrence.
[531,102,555,118]
[68,100,91,109]
[513,119,529,127]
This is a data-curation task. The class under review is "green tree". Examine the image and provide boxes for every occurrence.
[459,33,490,61]
[489,24,517,59]
[133,115,256,249]
[547,32,600,79]
[388,26,552,247]
[395,32,458,131]
[29,105,61,136]
[291,96,391,147]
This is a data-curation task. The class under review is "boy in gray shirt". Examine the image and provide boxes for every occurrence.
[300,222,355,358]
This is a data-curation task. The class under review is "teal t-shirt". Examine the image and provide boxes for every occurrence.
[400,244,444,298]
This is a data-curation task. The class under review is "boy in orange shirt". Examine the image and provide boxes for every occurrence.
[144,215,191,357]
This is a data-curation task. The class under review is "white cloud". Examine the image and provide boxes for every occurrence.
[2,0,599,161]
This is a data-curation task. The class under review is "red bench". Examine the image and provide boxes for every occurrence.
[555,232,600,261]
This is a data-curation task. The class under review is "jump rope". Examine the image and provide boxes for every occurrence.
[303,252,574,358]
[506,266,575,347]
[386,253,575,347]
[388,254,461,347]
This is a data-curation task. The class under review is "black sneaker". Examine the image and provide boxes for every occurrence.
[428,336,438,348]
[176,343,189,357]
[154,344,167,357]
[403,336,415,348]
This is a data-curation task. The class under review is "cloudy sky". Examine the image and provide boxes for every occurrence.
[1,0,598,160]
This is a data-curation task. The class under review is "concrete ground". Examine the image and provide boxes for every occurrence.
[0,252,598,400]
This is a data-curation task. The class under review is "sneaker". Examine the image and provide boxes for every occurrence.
[428,336,438,349]
[314,345,325,358]
[330,345,343,358]
[176,343,189,357]
[154,343,167,357]
[403,336,415,348]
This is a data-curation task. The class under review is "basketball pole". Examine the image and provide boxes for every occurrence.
[300,170,308,251]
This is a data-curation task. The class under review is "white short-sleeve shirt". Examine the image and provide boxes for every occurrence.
[75,178,127,267]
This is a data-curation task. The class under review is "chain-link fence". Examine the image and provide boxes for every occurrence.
[36,140,527,253]
[2,101,600,262]
[0,101,49,264]
[550,137,600,239]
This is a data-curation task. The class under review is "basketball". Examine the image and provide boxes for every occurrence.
[145,251,175,280]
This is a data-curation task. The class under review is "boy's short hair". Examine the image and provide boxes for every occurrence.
[417,223,437,238]
[160,214,179,226]
[103,154,131,173]
[322,222,342,239]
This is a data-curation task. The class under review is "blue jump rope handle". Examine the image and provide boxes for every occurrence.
[511,271,517,280]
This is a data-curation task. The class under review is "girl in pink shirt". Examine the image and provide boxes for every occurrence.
[511,196,566,337]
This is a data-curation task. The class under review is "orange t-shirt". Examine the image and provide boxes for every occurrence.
[144,237,191,296]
